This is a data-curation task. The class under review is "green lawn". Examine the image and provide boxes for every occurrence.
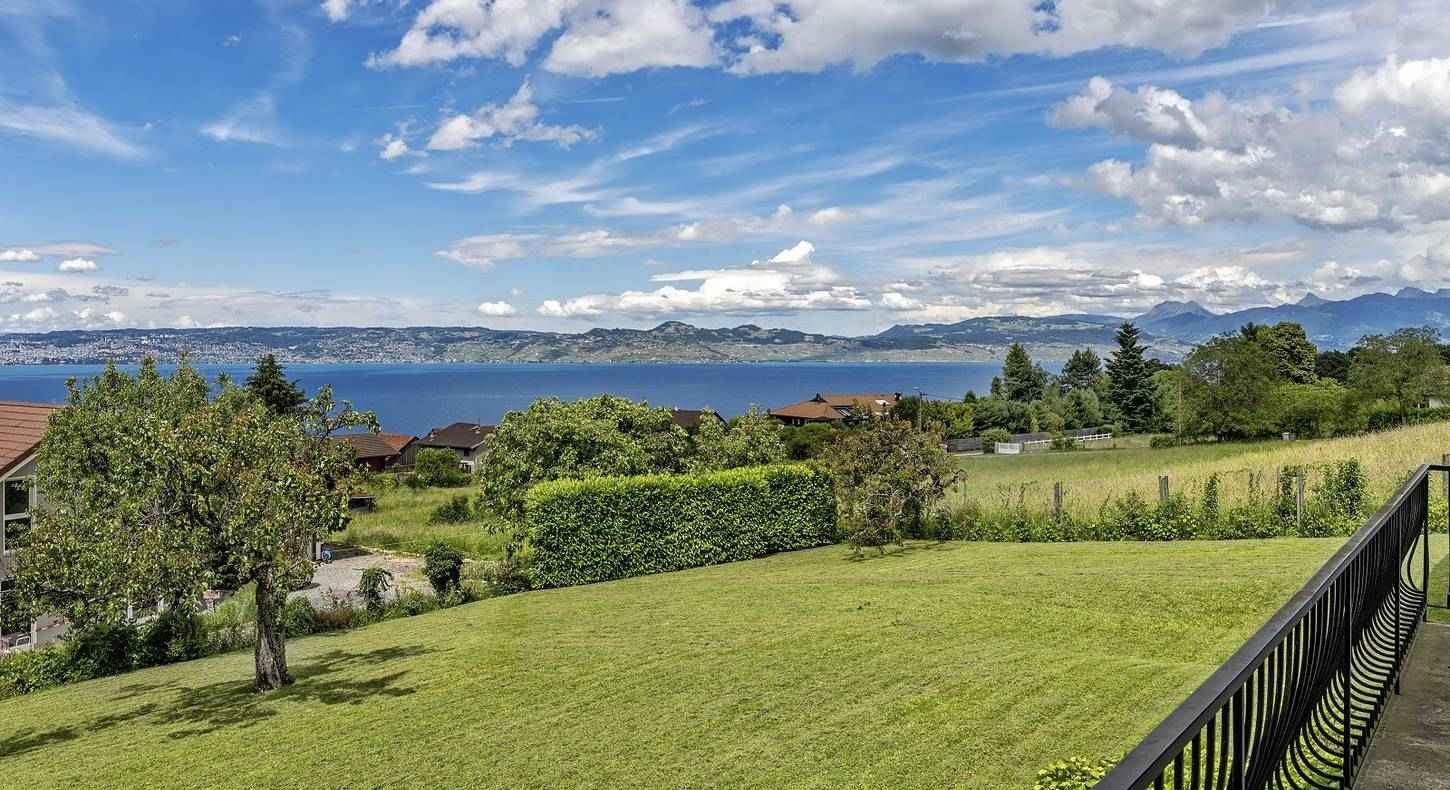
[955,421,1450,520]
[337,485,511,559]
[1,538,1350,790]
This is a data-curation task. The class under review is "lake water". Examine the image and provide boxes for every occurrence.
[0,362,1021,436]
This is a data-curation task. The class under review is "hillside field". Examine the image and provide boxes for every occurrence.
[337,484,510,560]
[953,421,1450,521]
[0,538,1378,790]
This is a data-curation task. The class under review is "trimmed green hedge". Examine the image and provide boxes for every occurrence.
[526,464,837,588]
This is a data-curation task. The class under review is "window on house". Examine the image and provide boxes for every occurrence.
[3,477,32,552]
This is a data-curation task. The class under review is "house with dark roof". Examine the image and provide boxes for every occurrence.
[331,432,416,473]
[415,422,495,471]
[669,408,726,432]
[768,393,900,426]
[0,401,67,654]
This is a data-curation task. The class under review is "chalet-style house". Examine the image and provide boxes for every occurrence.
[415,422,495,471]
[669,408,726,432]
[768,393,900,426]
[0,401,66,654]
[332,432,416,473]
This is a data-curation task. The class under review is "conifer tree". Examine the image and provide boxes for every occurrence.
[1106,322,1155,432]
[246,354,307,416]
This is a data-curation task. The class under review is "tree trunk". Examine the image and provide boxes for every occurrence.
[253,567,293,692]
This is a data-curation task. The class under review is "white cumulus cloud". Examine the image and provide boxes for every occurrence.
[427,80,597,151]
[58,258,98,272]
[476,300,518,317]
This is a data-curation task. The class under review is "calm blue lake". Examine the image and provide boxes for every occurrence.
[0,362,1024,436]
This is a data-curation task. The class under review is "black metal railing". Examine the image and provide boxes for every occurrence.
[1097,463,1447,790]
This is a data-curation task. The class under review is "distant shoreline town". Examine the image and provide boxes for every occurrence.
[4,288,1450,366]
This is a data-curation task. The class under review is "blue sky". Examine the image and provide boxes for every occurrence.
[2,0,1449,334]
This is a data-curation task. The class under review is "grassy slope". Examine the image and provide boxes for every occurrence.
[337,485,510,560]
[1,539,1345,790]
[954,421,1450,518]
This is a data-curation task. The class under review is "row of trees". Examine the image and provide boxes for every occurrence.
[888,322,1168,441]
[1175,325,1450,440]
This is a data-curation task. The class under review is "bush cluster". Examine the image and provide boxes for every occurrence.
[526,463,836,588]
[1032,755,1120,790]
[428,494,477,524]
[412,447,471,488]
[948,460,1371,543]
[0,576,478,700]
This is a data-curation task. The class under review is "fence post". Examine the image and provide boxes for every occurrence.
[1052,482,1063,523]
[1159,475,1170,505]
[1296,471,1306,531]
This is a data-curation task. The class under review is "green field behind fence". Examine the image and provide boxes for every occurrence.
[952,421,1450,523]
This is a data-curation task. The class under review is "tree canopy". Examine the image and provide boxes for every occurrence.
[1001,343,1046,403]
[1350,328,1450,424]
[245,354,307,416]
[1061,348,1102,393]
[15,359,373,691]
[478,395,691,522]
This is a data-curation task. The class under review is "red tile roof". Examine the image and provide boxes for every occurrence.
[768,400,846,421]
[332,433,408,460]
[0,401,60,477]
[373,432,417,453]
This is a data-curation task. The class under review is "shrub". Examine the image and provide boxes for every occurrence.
[422,541,465,595]
[403,473,427,490]
[526,464,836,588]
[820,418,959,551]
[428,495,476,525]
[279,597,317,638]
[357,568,394,616]
[477,542,533,595]
[415,447,470,488]
[314,593,362,632]
[389,590,439,618]
[139,606,208,666]
[62,621,139,680]
[1033,755,1119,790]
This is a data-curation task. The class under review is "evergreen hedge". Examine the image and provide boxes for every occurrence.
[525,464,837,588]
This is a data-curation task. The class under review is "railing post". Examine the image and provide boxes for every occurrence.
[1426,484,1432,622]
[1231,686,1246,790]
[1395,524,1403,695]
[1342,582,1354,788]
[1445,455,1449,611]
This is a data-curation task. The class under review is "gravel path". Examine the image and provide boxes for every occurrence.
[290,548,428,608]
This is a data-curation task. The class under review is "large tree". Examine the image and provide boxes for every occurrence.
[478,395,690,521]
[1105,322,1156,432]
[1243,322,1318,384]
[687,407,788,472]
[1001,343,1046,403]
[15,360,373,691]
[1350,327,1450,424]
[1180,335,1278,439]
[1061,348,1103,393]
[246,353,307,416]
[819,418,960,551]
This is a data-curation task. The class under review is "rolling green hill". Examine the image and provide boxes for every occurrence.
[0,539,1356,789]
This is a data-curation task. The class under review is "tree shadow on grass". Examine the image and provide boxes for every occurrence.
[0,644,434,758]
[843,540,963,563]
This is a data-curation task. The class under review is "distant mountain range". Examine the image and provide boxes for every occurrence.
[1,288,1447,365]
